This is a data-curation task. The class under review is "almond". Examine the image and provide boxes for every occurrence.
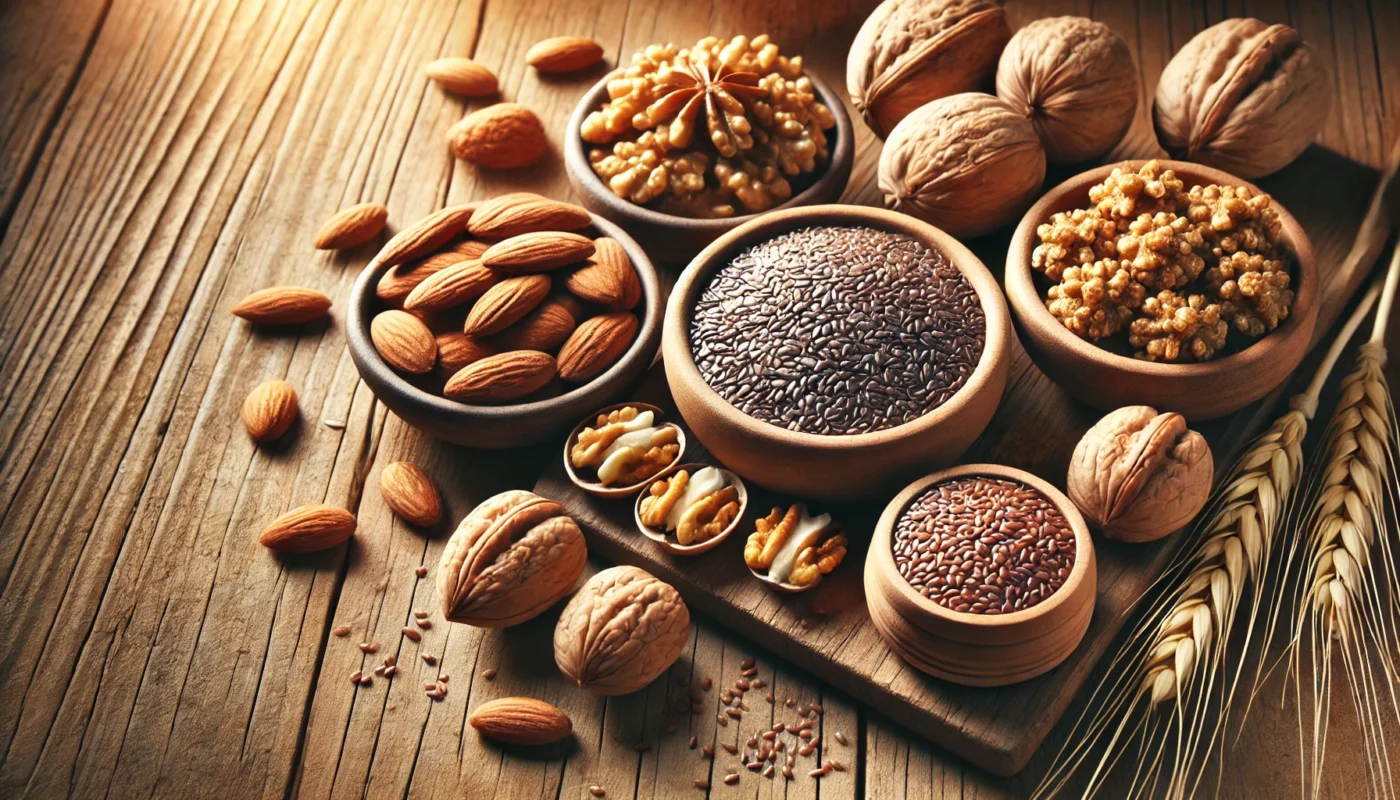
[314,202,388,249]
[259,505,356,553]
[489,296,578,352]
[379,462,443,527]
[377,241,488,307]
[371,310,437,375]
[462,274,551,336]
[469,697,573,745]
[467,196,591,239]
[424,57,498,97]
[448,104,547,169]
[375,205,474,266]
[563,237,634,306]
[557,312,638,382]
[241,379,298,442]
[526,36,605,74]
[444,351,557,404]
[403,260,499,312]
[434,332,496,379]
[481,231,595,274]
[231,287,332,325]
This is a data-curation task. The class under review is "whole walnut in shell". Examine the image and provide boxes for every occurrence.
[1153,18,1329,178]
[553,565,690,695]
[995,17,1138,164]
[847,0,1011,139]
[1067,406,1213,543]
[879,92,1046,238]
[437,490,586,627]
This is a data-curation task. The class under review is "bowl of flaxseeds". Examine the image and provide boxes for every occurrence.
[662,205,1013,500]
[865,464,1096,687]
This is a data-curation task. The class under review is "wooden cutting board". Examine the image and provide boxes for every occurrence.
[536,148,1389,776]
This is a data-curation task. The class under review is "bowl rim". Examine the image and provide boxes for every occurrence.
[661,203,1013,452]
[1005,158,1318,379]
[869,463,1096,630]
[346,210,663,421]
[564,69,855,233]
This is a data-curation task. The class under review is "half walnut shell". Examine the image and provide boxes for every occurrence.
[553,565,691,695]
[437,490,586,627]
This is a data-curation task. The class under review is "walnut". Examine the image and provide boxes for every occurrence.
[1205,251,1293,335]
[1088,160,1188,224]
[1045,259,1143,341]
[744,504,847,588]
[846,0,1011,139]
[995,17,1138,163]
[639,467,737,546]
[1154,19,1330,178]
[1068,406,1213,543]
[570,406,680,486]
[677,486,740,546]
[878,92,1046,238]
[437,491,586,627]
[1128,291,1228,362]
[553,566,691,695]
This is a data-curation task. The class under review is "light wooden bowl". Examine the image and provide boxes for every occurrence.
[564,72,854,263]
[633,463,747,556]
[562,402,686,499]
[662,204,1013,501]
[1005,160,1318,421]
[864,464,1097,686]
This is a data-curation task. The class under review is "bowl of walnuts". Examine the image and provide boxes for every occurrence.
[564,34,855,263]
[1005,159,1317,421]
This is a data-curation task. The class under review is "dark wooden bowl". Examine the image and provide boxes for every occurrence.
[1005,160,1318,421]
[662,205,1013,501]
[564,71,855,263]
[346,213,663,449]
[865,464,1097,686]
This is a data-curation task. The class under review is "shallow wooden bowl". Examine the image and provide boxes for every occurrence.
[347,212,663,449]
[563,402,686,499]
[633,463,747,556]
[864,464,1097,686]
[1005,159,1318,421]
[662,204,1013,501]
[564,72,854,263]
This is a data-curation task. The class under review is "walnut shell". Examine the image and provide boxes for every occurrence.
[553,565,690,695]
[1067,406,1213,543]
[437,490,586,627]
[995,17,1138,164]
[879,92,1046,238]
[847,0,1011,139]
[1153,18,1329,178]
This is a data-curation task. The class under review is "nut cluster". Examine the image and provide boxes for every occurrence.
[744,504,848,588]
[639,467,741,546]
[570,406,681,487]
[582,35,836,218]
[1032,160,1293,362]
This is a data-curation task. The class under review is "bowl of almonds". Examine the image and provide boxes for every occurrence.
[347,194,663,448]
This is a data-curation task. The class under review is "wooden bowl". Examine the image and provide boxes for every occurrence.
[633,463,747,556]
[346,212,663,449]
[1005,160,1318,421]
[564,71,855,263]
[662,205,1013,501]
[865,464,1097,686]
[563,402,686,499]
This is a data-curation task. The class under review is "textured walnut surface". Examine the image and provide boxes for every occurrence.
[553,565,690,695]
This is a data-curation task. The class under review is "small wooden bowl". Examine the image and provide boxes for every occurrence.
[564,71,854,263]
[563,402,686,499]
[347,212,663,449]
[1005,159,1318,421]
[744,502,845,593]
[864,464,1097,686]
[663,204,1013,501]
[633,463,747,556]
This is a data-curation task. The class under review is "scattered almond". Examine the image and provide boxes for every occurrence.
[378,242,488,307]
[557,312,638,382]
[481,231,595,274]
[467,196,591,239]
[241,379,298,442]
[314,202,388,250]
[443,350,557,404]
[489,295,578,351]
[424,57,498,97]
[448,104,547,169]
[379,462,442,527]
[434,332,496,378]
[371,310,437,374]
[375,205,474,267]
[403,259,498,312]
[258,505,356,553]
[468,697,573,745]
[462,274,551,335]
[231,287,331,325]
[526,36,605,74]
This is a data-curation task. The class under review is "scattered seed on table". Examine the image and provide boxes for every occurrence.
[437,674,449,682]
[424,682,437,690]
[765,694,775,704]
[799,729,813,740]
[746,762,762,772]
[726,708,742,719]
[810,704,824,715]
[746,736,758,748]
[721,742,739,755]
[415,566,427,578]
[702,745,714,758]
[349,670,363,684]
[773,722,785,733]
[775,740,785,753]
[634,743,650,753]
[763,764,774,778]
[359,675,372,686]
[422,654,437,666]
[761,731,775,741]
[723,774,739,785]
[688,735,697,749]
[413,609,428,619]
[384,665,396,678]
[835,731,849,746]
[332,626,351,637]
[736,679,750,691]
[358,643,378,653]
[810,736,821,749]
[797,705,809,717]
[782,764,793,779]
[742,667,758,678]
[830,760,847,772]
[740,657,754,669]
[800,619,810,629]
[752,678,765,689]
[401,627,421,642]
[665,723,678,734]
[799,745,814,757]
[785,698,794,707]
[693,778,709,789]
[716,715,727,727]
[809,767,827,778]
[701,677,712,691]
[383,655,396,667]
[589,786,605,797]
[415,618,432,629]
[374,665,386,677]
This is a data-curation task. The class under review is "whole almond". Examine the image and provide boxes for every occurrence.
[435,332,497,379]
[469,697,573,745]
[526,37,605,74]
[259,505,356,553]
[448,104,547,169]
[404,260,499,312]
[444,351,557,403]
[380,462,443,527]
[378,241,488,307]
[490,296,578,352]
[232,287,332,325]
[371,310,437,375]
[468,196,591,239]
[482,232,595,274]
[375,205,475,266]
[463,274,551,336]
[557,312,638,382]
[314,203,388,249]
[241,379,298,442]
[425,57,498,97]
[563,237,636,307]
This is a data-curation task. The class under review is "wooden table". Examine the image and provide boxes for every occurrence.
[1,1,1396,798]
